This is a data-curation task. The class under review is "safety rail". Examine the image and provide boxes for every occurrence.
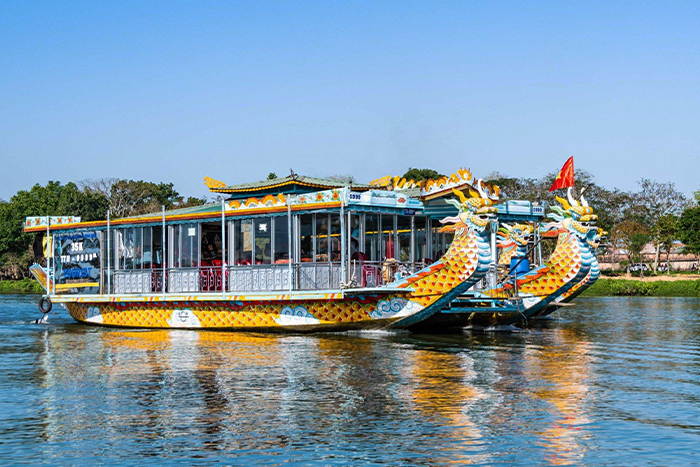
[348,259,429,287]
[106,260,430,295]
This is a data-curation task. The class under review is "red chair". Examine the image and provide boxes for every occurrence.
[351,252,380,287]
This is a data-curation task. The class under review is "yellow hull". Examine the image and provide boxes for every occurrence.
[62,293,422,331]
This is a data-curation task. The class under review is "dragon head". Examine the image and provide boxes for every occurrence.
[588,227,607,249]
[498,222,533,247]
[440,179,498,233]
[545,187,597,240]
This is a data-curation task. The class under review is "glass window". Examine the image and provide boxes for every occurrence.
[382,215,396,260]
[274,217,290,263]
[414,216,427,262]
[329,214,341,262]
[315,214,329,262]
[138,227,152,269]
[234,219,253,265]
[397,215,412,262]
[201,222,223,265]
[349,213,361,259]
[298,214,313,262]
[431,221,443,258]
[152,226,163,268]
[177,223,199,268]
[119,228,135,269]
[364,214,380,262]
[254,218,272,264]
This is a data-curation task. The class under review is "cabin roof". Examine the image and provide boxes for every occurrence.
[206,174,373,198]
[122,202,221,220]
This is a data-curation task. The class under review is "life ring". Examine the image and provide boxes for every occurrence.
[38,296,52,314]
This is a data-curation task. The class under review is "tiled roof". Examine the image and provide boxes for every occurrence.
[120,202,221,221]
[208,174,373,194]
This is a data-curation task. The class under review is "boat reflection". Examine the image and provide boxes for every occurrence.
[399,341,491,465]
[523,326,593,465]
[29,323,593,464]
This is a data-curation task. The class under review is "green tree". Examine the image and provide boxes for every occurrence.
[82,178,205,217]
[108,180,191,217]
[654,214,678,274]
[402,168,444,182]
[486,169,633,234]
[610,220,649,276]
[0,182,109,278]
[484,172,544,201]
[677,207,700,261]
[267,172,278,180]
[635,179,688,271]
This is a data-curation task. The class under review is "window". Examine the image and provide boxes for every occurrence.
[414,216,427,262]
[234,219,253,265]
[140,227,152,269]
[382,215,396,260]
[174,223,199,268]
[254,218,272,264]
[329,214,341,261]
[298,214,313,262]
[364,214,380,261]
[349,213,361,258]
[274,217,290,263]
[315,214,329,261]
[201,222,223,265]
[397,215,412,262]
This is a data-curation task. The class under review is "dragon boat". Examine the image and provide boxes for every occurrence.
[534,226,606,317]
[466,188,597,326]
[410,188,598,330]
[25,170,498,332]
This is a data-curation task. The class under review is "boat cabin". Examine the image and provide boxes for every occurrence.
[27,175,460,297]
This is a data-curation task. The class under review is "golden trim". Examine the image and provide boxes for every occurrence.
[203,176,227,188]
[56,282,99,290]
[209,179,361,193]
[24,201,344,233]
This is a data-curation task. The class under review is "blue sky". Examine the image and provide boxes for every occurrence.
[1,1,698,201]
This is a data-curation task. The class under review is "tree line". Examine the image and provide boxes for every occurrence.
[1,169,699,279]
[0,179,205,279]
[484,169,700,274]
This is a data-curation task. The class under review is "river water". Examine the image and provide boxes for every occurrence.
[1,295,700,466]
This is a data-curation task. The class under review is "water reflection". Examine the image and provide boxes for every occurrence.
[523,328,593,465]
[2,295,700,465]
[26,324,598,465]
[401,344,490,465]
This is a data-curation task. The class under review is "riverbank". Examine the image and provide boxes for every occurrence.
[583,277,700,297]
[2,276,699,297]
[0,279,43,294]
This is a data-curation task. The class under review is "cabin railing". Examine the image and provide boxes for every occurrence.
[348,259,428,287]
[228,264,293,292]
[105,260,429,295]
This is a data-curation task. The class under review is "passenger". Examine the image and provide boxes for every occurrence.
[350,237,359,257]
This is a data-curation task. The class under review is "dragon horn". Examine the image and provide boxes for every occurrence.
[501,222,513,232]
[475,179,488,199]
[566,186,578,207]
[578,184,590,207]
[451,188,469,204]
[555,195,571,211]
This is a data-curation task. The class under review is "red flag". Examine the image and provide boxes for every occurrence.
[549,156,575,192]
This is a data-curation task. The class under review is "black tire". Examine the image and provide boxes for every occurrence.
[38,296,52,314]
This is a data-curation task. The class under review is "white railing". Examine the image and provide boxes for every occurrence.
[347,260,428,287]
[228,264,292,292]
[106,260,429,295]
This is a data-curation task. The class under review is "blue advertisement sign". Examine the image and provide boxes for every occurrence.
[54,231,100,294]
